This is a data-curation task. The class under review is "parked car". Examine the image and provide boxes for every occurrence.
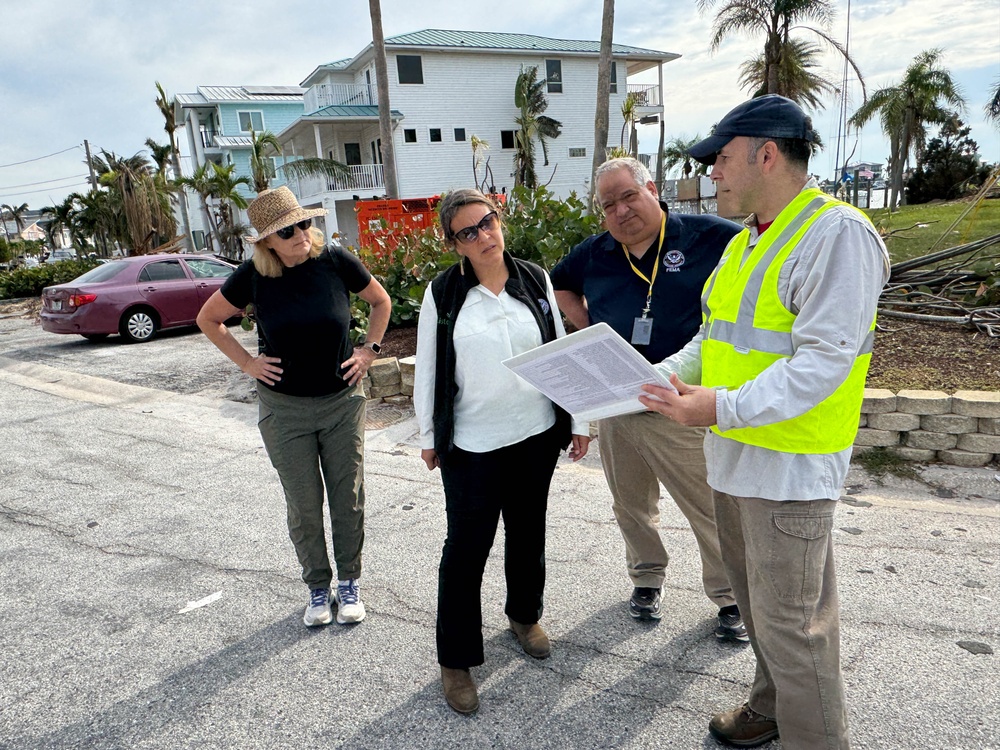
[44,248,77,263]
[40,254,236,343]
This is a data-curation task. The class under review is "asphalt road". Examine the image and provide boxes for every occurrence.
[1,315,998,749]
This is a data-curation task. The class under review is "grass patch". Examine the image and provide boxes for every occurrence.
[867,198,1000,264]
[853,446,921,482]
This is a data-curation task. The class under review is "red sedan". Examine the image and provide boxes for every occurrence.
[40,254,237,343]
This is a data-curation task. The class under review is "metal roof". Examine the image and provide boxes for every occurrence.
[306,105,404,119]
[383,29,676,59]
[177,86,305,105]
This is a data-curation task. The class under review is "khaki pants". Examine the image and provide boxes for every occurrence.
[257,383,367,590]
[597,411,734,608]
[714,491,849,750]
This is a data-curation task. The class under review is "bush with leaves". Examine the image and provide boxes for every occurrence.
[502,184,604,270]
[0,258,101,300]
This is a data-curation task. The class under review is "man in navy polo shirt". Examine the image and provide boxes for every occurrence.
[551,157,746,641]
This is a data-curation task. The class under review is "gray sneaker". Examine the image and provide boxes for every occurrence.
[628,587,662,620]
[335,579,366,624]
[716,605,750,643]
[303,587,333,627]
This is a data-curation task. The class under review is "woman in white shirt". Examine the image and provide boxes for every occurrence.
[414,189,589,715]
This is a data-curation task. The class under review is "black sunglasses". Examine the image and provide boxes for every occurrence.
[452,211,499,244]
[275,218,312,240]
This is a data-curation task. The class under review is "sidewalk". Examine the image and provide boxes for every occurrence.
[0,359,997,749]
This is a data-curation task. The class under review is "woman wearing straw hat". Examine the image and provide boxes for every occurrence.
[198,186,391,628]
[413,189,590,714]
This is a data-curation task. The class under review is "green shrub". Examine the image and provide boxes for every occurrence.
[502,185,604,270]
[0,259,101,300]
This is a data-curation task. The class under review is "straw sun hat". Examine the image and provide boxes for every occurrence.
[246,186,326,243]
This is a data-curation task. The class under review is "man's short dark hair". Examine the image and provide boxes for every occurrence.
[747,131,816,170]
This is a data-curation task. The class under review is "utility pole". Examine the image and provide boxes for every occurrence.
[84,140,99,190]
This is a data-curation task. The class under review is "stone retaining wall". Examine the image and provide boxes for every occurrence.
[857,389,1000,466]
[364,360,1000,468]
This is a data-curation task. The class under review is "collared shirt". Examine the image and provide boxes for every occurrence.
[658,181,891,501]
[550,203,742,363]
[415,272,585,453]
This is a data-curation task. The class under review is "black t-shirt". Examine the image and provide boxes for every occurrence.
[221,246,372,396]
[550,205,741,363]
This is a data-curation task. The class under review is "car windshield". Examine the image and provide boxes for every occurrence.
[72,262,130,284]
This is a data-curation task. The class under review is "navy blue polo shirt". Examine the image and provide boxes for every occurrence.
[550,203,741,363]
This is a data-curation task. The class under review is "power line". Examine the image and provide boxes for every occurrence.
[0,145,83,169]
[0,180,90,199]
[0,174,89,190]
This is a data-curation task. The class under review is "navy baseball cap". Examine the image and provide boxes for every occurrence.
[689,95,815,165]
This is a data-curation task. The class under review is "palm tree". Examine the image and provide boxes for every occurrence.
[70,189,115,256]
[90,149,177,254]
[470,135,492,192]
[591,0,615,207]
[698,0,863,104]
[179,162,250,258]
[849,49,965,208]
[40,197,79,250]
[369,0,398,199]
[986,77,1000,125]
[249,128,352,195]
[513,66,563,189]
[620,91,640,157]
[662,135,709,179]
[738,37,839,110]
[145,138,173,176]
[1,202,30,236]
[154,81,193,252]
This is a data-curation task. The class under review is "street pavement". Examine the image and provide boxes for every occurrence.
[1,314,998,749]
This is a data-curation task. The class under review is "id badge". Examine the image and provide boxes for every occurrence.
[631,316,653,346]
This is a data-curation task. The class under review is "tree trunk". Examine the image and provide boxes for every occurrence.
[369,0,399,199]
[171,149,193,252]
[590,0,615,209]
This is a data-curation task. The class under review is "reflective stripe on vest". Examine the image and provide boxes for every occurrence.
[701,188,877,454]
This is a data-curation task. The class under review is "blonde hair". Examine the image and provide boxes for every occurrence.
[252,226,325,277]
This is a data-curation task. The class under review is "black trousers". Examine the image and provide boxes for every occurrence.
[436,425,562,668]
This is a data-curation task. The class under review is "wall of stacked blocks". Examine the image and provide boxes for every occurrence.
[362,357,1000,467]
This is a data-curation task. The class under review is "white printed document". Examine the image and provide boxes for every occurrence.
[502,322,677,421]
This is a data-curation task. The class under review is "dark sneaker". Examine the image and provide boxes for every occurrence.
[628,587,662,620]
[709,703,779,747]
[716,605,750,643]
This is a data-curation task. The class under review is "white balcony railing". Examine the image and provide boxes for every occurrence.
[288,164,385,199]
[304,83,376,113]
[627,83,661,107]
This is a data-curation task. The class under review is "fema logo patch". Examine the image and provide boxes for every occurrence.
[538,298,551,314]
[663,249,685,272]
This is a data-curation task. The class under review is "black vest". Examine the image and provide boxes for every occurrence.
[430,252,571,456]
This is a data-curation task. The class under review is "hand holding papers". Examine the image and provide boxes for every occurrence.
[502,323,677,421]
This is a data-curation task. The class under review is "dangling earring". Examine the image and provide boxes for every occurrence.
[459,255,465,276]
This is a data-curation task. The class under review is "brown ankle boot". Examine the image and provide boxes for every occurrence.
[508,618,551,659]
[441,666,479,714]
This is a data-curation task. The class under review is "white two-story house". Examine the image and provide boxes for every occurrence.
[275,29,678,246]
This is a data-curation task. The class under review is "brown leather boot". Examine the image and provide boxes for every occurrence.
[440,666,478,714]
[708,703,779,747]
[508,618,551,659]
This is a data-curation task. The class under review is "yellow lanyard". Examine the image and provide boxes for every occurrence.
[621,211,666,317]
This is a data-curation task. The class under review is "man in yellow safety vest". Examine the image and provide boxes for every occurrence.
[639,95,890,750]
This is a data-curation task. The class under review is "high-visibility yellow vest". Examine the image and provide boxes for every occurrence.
[701,188,876,453]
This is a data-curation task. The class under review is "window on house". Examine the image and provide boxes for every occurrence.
[429,128,442,143]
[545,60,563,93]
[569,147,586,158]
[404,129,417,144]
[237,111,264,133]
[454,128,466,142]
[500,130,516,149]
[344,143,362,166]
[610,61,618,94]
[371,139,383,164]
[396,55,424,84]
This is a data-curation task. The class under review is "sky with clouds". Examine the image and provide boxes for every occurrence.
[1,0,997,210]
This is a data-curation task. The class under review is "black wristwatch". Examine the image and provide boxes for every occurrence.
[363,341,382,354]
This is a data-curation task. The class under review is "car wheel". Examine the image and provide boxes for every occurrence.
[81,333,109,342]
[119,308,158,343]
